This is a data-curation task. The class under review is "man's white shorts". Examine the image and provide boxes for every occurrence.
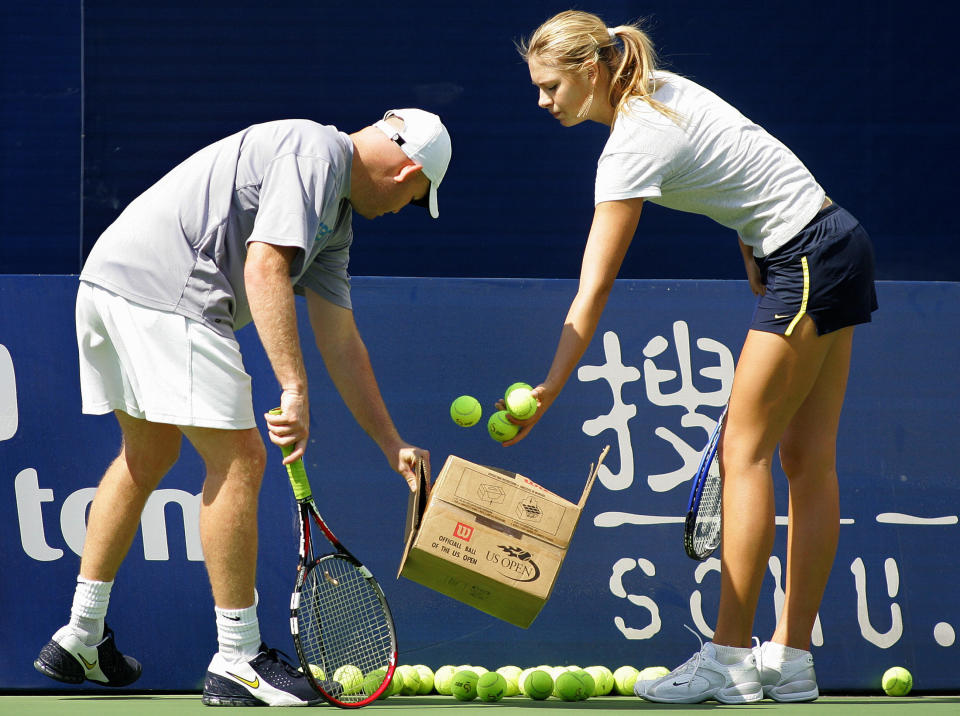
[76,281,256,429]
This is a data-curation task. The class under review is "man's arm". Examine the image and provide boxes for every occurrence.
[305,289,429,490]
[245,240,310,462]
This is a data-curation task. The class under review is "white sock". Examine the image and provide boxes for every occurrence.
[215,590,261,664]
[711,643,754,665]
[68,576,113,645]
[763,641,809,662]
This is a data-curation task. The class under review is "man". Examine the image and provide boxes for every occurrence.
[33,109,451,706]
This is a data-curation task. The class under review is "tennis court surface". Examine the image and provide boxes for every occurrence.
[3,694,960,714]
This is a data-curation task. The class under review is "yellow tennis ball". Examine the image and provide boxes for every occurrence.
[882,666,913,696]
[555,671,586,701]
[584,666,613,695]
[505,387,537,420]
[413,664,434,694]
[303,663,325,680]
[523,669,553,700]
[476,671,507,702]
[333,664,363,695]
[363,668,389,700]
[434,665,456,695]
[613,665,639,695]
[398,665,420,695]
[488,410,519,442]
[575,670,595,698]
[496,666,523,697]
[504,382,532,401]
[450,395,482,427]
[638,665,670,683]
[451,670,479,701]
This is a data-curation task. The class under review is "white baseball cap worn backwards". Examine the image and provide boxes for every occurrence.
[374,108,451,219]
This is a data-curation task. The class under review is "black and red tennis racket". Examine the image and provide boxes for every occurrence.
[271,410,398,707]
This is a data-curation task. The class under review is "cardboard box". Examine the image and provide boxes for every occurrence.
[398,447,609,628]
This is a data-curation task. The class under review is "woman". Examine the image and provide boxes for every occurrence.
[510,10,877,704]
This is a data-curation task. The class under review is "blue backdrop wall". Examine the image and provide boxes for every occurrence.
[1,1,958,280]
[1,276,958,692]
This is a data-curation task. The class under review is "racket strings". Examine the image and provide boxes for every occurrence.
[297,555,394,703]
[692,465,722,554]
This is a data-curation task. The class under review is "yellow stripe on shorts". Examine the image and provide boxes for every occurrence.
[784,256,810,337]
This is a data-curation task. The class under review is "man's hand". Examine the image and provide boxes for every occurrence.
[392,445,431,493]
[264,390,309,463]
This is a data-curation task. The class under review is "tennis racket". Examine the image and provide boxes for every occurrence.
[271,411,398,708]
[683,406,727,561]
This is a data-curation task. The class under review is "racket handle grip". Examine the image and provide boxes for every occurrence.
[269,408,312,500]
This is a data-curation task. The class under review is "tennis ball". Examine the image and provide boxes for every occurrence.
[303,663,325,680]
[363,668,389,700]
[388,669,405,696]
[363,669,390,699]
[517,667,534,695]
[523,669,553,700]
[450,395,481,427]
[434,665,456,695]
[400,665,420,695]
[413,664,434,694]
[613,665,640,695]
[505,387,537,420]
[451,669,479,701]
[882,666,913,696]
[584,666,613,696]
[638,665,670,683]
[471,665,489,676]
[496,665,523,697]
[555,671,586,701]
[333,664,363,695]
[488,410,520,442]
[476,671,507,702]
[575,669,596,698]
[504,382,532,400]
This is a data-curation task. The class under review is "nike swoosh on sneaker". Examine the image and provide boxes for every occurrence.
[78,655,97,670]
[226,671,260,689]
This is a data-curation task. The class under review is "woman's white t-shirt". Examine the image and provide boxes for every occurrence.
[595,72,825,256]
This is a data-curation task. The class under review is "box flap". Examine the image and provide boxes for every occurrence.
[397,458,429,579]
[578,445,610,509]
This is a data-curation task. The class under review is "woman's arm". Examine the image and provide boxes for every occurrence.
[503,197,644,445]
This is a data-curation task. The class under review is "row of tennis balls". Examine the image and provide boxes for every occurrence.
[450,382,538,442]
[375,663,668,701]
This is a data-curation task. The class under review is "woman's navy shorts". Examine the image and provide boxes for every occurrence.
[751,202,878,336]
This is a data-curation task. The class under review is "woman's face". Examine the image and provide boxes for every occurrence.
[528,56,594,127]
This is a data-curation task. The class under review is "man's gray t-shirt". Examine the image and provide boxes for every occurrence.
[80,119,355,336]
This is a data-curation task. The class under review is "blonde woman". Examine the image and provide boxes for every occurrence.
[510,10,877,704]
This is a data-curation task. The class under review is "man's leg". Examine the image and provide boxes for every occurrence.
[80,411,183,581]
[34,411,181,686]
[182,425,324,707]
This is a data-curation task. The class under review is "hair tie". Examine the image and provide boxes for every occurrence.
[607,27,617,40]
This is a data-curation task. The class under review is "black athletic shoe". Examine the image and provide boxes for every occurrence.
[202,643,338,706]
[34,624,142,687]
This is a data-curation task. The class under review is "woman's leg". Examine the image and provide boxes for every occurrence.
[713,317,848,647]
[773,327,853,650]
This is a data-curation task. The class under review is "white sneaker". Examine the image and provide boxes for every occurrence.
[202,644,332,706]
[754,641,819,702]
[635,640,763,704]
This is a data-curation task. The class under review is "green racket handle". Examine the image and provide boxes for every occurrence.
[269,408,312,501]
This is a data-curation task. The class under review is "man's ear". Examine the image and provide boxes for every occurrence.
[394,161,423,183]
